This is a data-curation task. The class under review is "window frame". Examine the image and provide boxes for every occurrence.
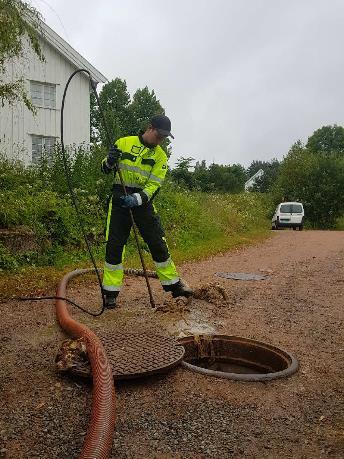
[30,81,57,109]
[31,135,56,164]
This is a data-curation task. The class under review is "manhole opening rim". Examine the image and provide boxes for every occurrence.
[178,334,299,381]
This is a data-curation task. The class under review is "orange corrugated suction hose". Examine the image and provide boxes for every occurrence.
[56,269,115,459]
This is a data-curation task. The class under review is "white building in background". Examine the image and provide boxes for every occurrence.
[0,21,106,165]
[244,168,264,191]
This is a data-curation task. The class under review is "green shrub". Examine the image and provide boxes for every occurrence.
[335,215,344,230]
[0,154,271,271]
[0,242,18,271]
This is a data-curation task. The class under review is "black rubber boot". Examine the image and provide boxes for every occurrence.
[104,291,119,309]
[164,279,193,298]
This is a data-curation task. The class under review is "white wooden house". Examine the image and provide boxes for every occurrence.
[244,169,264,191]
[0,21,106,165]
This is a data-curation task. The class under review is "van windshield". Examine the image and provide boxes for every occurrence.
[280,204,303,213]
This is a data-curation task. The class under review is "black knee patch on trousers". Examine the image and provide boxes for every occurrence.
[105,243,125,265]
[148,242,170,263]
[105,191,170,267]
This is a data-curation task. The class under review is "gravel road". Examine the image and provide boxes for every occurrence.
[0,230,343,458]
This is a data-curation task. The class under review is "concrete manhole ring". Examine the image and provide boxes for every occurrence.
[178,335,299,381]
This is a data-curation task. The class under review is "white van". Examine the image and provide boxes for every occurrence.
[271,202,304,231]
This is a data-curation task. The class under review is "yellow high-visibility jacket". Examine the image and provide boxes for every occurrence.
[102,135,168,203]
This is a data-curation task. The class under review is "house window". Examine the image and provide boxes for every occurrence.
[31,135,56,163]
[30,81,56,109]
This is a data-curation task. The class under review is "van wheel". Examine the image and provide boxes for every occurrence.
[299,225,303,231]
[293,227,296,231]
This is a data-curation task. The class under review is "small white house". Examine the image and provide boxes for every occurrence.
[244,168,264,191]
[0,21,107,165]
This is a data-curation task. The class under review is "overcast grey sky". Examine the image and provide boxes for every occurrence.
[31,0,344,168]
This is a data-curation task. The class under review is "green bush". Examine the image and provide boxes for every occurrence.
[335,215,344,230]
[0,242,18,271]
[0,153,271,271]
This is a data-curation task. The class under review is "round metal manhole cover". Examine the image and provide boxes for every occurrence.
[216,272,267,281]
[56,333,185,380]
[100,332,185,379]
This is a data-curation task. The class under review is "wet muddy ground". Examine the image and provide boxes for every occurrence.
[0,230,343,458]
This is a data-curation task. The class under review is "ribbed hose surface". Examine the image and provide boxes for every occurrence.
[56,269,116,459]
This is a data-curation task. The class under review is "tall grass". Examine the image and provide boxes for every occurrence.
[0,150,271,273]
[154,186,270,264]
[335,215,344,230]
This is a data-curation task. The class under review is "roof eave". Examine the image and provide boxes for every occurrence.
[39,20,107,84]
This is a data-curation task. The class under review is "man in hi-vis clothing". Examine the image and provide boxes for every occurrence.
[101,114,193,308]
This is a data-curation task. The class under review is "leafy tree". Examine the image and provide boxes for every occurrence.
[93,78,131,145]
[247,160,266,178]
[206,163,246,193]
[193,160,212,191]
[306,125,344,155]
[195,160,206,170]
[230,164,248,192]
[170,157,195,188]
[0,0,44,111]
[129,86,172,153]
[273,141,344,228]
[174,157,195,170]
[170,159,247,193]
[129,86,164,134]
[90,82,169,152]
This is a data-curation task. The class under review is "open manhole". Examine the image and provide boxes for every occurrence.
[56,332,185,380]
[178,335,298,381]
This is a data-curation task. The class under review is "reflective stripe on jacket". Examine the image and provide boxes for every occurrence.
[103,135,168,202]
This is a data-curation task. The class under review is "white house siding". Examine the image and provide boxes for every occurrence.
[0,36,91,165]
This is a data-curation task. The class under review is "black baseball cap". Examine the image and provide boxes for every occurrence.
[150,114,174,139]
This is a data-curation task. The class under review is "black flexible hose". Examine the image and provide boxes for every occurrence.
[16,296,104,316]
[5,69,105,317]
[13,268,158,317]
[59,68,107,316]
[7,70,109,316]
[10,68,157,314]
[62,69,155,309]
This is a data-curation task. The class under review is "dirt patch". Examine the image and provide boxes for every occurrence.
[0,230,343,458]
[0,227,40,253]
[193,282,230,306]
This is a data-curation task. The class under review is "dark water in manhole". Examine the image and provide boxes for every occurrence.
[192,359,268,374]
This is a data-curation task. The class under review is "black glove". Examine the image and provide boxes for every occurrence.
[106,145,122,169]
